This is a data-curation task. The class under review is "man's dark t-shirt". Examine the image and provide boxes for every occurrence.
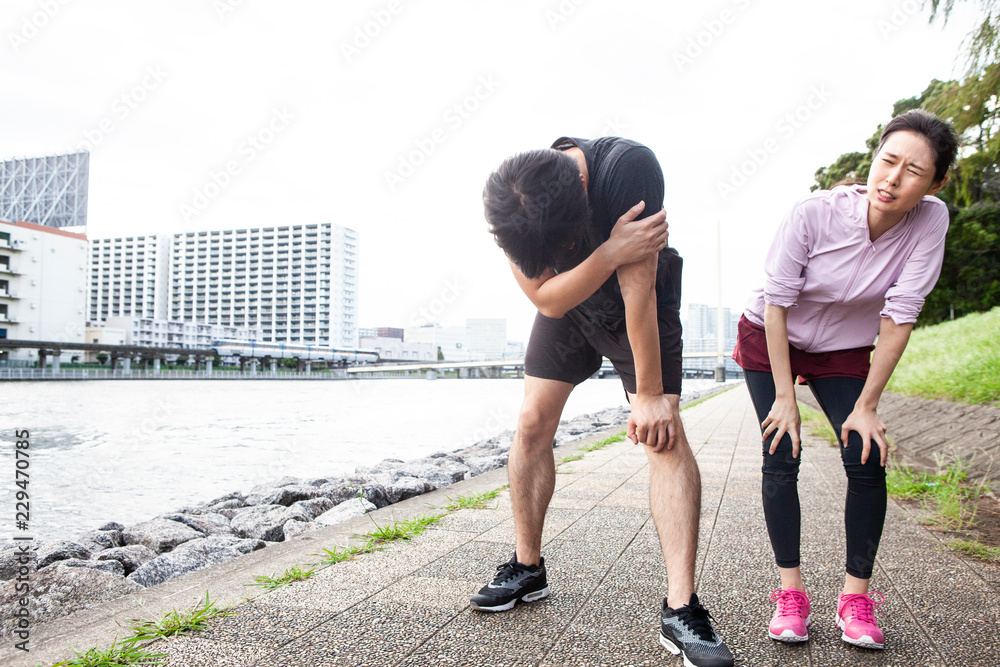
[551,136,682,330]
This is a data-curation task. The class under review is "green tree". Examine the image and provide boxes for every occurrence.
[927,0,1000,75]
[922,203,1000,323]
[96,352,108,366]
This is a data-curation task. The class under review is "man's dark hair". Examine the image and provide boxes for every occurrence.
[483,148,591,279]
[877,109,958,183]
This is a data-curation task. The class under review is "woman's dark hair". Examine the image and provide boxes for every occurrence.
[483,149,591,279]
[876,109,958,183]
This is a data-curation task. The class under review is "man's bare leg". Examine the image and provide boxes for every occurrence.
[629,392,701,609]
[509,375,575,566]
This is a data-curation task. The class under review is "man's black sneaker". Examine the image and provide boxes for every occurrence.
[660,593,734,667]
[469,554,549,612]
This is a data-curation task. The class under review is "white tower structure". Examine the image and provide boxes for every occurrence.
[0,152,89,230]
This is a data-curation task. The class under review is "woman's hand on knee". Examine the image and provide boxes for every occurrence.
[762,397,801,458]
[841,407,888,467]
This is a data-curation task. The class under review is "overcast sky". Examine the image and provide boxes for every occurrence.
[1,0,981,343]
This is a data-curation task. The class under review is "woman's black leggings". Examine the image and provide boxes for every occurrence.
[744,370,887,579]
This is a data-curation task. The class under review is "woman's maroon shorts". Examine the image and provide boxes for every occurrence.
[732,315,872,382]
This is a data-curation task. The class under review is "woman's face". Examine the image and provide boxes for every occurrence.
[866,130,946,219]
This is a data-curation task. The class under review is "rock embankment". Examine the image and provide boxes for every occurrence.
[0,405,632,636]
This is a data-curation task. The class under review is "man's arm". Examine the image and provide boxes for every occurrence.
[619,253,675,452]
[511,202,667,318]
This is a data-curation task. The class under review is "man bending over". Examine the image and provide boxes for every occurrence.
[472,136,733,667]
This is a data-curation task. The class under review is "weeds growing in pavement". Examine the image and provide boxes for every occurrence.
[49,636,167,666]
[559,454,583,464]
[582,431,626,452]
[313,544,368,564]
[362,512,446,549]
[249,564,317,590]
[797,403,839,446]
[886,465,941,499]
[948,539,1000,564]
[887,456,994,559]
[52,594,230,665]
[128,592,233,640]
[680,384,739,411]
[444,489,500,510]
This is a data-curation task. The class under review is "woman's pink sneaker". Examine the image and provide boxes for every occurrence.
[836,591,885,649]
[768,588,811,642]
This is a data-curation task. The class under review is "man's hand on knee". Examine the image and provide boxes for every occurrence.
[627,393,677,452]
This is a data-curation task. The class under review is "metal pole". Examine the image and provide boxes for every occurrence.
[715,219,726,382]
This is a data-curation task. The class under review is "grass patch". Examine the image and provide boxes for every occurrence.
[444,489,500,510]
[886,466,940,499]
[249,564,316,590]
[362,512,446,549]
[559,454,584,464]
[887,306,1000,404]
[797,403,839,446]
[681,384,739,411]
[50,636,167,666]
[948,538,1000,564]
[582,431,626,452]
[53,593,231,665]
[128,592,233,640]
[887,458,989,531]
[312,544,367,564]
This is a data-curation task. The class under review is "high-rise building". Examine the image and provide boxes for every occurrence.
[169,223,357,347]
[88,235,170,322]
[0,152,89,230]
[0,220,88,364]
[683,303,741,376]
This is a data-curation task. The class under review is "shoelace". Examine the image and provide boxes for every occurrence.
[841,591,884,624]
[490,560,528,586]
[674,602,718,642]
[769,588,810,617]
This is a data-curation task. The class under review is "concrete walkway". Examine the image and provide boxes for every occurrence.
[17,387,1000,666]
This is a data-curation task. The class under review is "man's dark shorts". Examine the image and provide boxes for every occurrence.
[524,302,683,396]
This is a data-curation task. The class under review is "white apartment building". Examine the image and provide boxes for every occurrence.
[404,324,469,361]
[169,223,357,347]
[0,220,88,364]
[105,316,259,350]
[466,318,507,359]
[358,336,436,362]
[89,235,170,322]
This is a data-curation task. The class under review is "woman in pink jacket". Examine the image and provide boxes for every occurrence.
[733,110,958,650]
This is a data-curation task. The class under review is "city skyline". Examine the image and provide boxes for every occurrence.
[1,1,981,343]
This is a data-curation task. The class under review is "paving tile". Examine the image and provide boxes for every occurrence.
[123,389,998,667]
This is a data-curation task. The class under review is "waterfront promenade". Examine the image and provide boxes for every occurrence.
[17,388,1000,666]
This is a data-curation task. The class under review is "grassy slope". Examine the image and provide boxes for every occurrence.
[887,307,1000,405]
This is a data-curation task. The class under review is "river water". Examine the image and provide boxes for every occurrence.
[1,377,725,545]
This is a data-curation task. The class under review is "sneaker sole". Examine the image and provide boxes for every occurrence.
[659,633,700,667]
[470,586,549,612]
[836,616,884,649]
